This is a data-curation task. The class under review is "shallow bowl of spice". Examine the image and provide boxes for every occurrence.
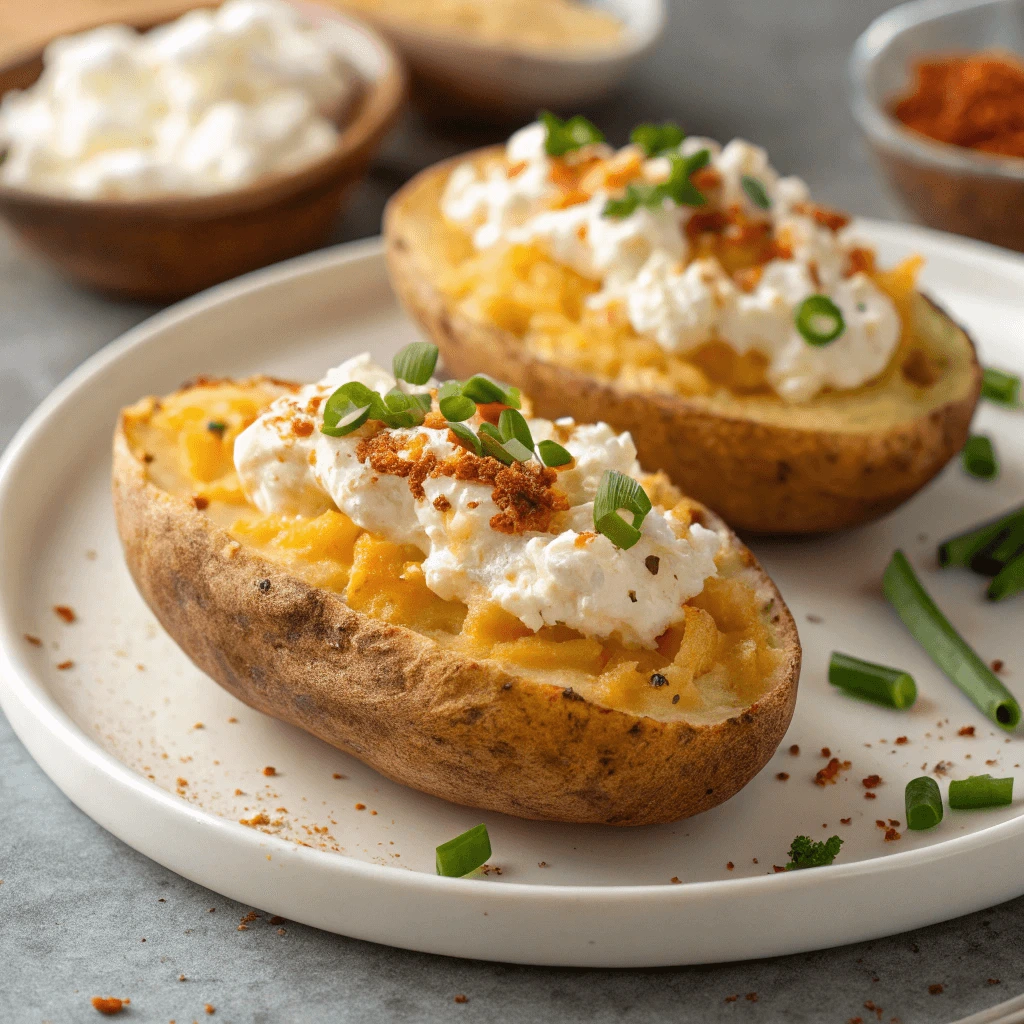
[0,1,405,301]
[850,0,1024,252]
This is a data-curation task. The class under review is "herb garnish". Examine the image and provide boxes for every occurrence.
[740,174,771,210]
[784,834,843,870]
[392,341,439,385]
[794,294,845,346]
[603,149,710,219]
[630,121,685,157]
[436,823,491,877]
[593,470,652,549]
[207,420,227,436]
[539,110,604,157]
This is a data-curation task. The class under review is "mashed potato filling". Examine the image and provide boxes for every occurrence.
[122,376,785,720]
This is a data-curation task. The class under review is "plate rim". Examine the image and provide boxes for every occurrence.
[1,224,1023,939]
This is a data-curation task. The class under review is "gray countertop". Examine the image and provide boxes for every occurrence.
[3,1,1021,1021]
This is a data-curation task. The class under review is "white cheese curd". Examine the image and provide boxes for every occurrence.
[441,122,903,402]
[0,0,358,199]
[234,356,721,647]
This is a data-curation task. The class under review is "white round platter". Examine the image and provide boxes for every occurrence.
[0,228,1021,968]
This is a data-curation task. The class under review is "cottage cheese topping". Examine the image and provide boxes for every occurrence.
[442,125,902,403]
[0,0,358,198]
[234,355,721,647]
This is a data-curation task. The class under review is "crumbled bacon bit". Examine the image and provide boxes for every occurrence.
[789,744,800,755]
[54,605,76,623]
[454,994,469,1004]
[884,828,901,842]
[928,983,944,995]
[645,554,660,575]
[192,495,210,510]
[862,775,882,789]
[773,865,786,873]
[574,532,597,548]
[176,777,188,788]
[745,993,759,1003]
[433,494,451,512]
[24,634,42,646]
[239,812,269,827]
[90,997,125,1015]
[776,772,790,781]
[889,818,900,827]
[292,419,314,438]
[840,817,852,825]
[488,461,569,534]
[205,1005,215,1015]
[876,819,887,828]
[56,660,74,671]
[726,862,734,870]
[958,726,976,737]
[846,247,876,276]
[466,501,479,509]
[332,773,344,779]
[821,747,831,758]
[988,978,1001,985]
[895,736,908,745]
[354,803,366,810]
[933,761,951,776]
[795,200,851,232]
[815,758,849,786]
[992,659,1004,673]
[670,876,681,884]
[864,792,877,800]
[262,766,276,777]
[733,266,764,292]
[725,995,738,1003]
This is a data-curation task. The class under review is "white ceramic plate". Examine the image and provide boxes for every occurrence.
[1,229,1022,968]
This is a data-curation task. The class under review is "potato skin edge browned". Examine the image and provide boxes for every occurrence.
[383,151,982,535]
[112,421,800,826]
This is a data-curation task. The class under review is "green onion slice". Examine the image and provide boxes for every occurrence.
[501,438,535,463]
[537,439,573,467]
[631,121,685,157]
[948,774,1014,810]
[392,342,439,386]
[460,375,521,409]
[988,550,1024,602]
[498,408,535,452]
[603,149,710,219]
[828,652,917,709]
[981,366,1021,407]
[435,823,492,877]
[447,421,482,456]
[963,434,998,480]
[741,174,772,210]
[439,389,477,422]
[938,505,1024,568]
[971,519,1024,577]
[883,550,1021,730]
[594,469,652,550]
[539,110,604,157]
[795,295,845,346]
[905,776,943,830]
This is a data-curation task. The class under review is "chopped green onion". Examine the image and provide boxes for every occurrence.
[392,342,438,386]
[460,374,521,409]
[322,382,378,437]
[948,774,1014,810]
[828,652,917,709]
[539,110,604,157]
[207,420,227,436]
[501,438,535,463]
[537,439,573,467]
[630,121,685,157]
[963,434,998,480]
[593,469,652,550]
[603,150,710,219]
[741,174,772,209]
[478,431,513,465]
[498,408,535,452]
[883,550,1021,730]
[478,422,503,443]
[785,834,843,870]
[988,550,1024,602]
[381,388,429,428]
[795,295,845,346]
[905,777,943,830]
[603,191,642,219]
[981,366,1021,407]
[971,519,1024,577]
[439,387,477,422]
[938,505,1024,568]
[447,420,482,456]
[435,823,491,877]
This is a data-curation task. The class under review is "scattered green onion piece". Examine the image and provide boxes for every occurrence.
[962,434,998,480]
[321,382,379,437]
[971,519,1024,577]
[603,191,641,219]
[603,150,710,219]
[207,420,227,436]
[501,438,535,463]
[478,422,503,443]
[380,388,428,428]
[981,366,1021,407]
[447,421,482,456]
[392,342,438,386]
[948,774,1014,810]
[630,121,685,157]
[539,110,604,157]
[439,392,477,422]
[435,823,491,877]
[988,550,1024,602]
[938,505,1024,568]
[828,652,917,709]
[498,408,535,452]
[905,776,943,830]
[460,374,521,409]
[741,174,772,210]
[795,295,845,346]
[785,834,843,870]
[883,550,1021,730]
[537,439,573,467]
[593,469,652,550]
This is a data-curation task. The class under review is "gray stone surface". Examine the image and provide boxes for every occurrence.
[1,0,1019,1020]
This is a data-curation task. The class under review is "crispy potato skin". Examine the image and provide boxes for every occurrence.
[383,151,982,534]
[112,422,800,826]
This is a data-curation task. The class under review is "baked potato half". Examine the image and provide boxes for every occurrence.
[384,146,981,534]
[112,376,800,826]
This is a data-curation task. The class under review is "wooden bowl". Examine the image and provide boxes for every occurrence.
[0,7,406,301]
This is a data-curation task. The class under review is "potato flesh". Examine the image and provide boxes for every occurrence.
[121,381,784,721]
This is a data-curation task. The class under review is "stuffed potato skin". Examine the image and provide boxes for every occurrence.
[112,419,800,826]
[384,151,982,534]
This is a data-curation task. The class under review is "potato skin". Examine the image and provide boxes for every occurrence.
[112,422,800,826]
[383,152,982,534]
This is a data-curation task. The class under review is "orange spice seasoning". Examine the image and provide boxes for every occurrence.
[893,52,1024,157]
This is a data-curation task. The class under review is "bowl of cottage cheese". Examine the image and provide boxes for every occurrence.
[0,0,404,299]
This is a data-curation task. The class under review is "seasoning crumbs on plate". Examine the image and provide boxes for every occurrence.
[53,605,76,623]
